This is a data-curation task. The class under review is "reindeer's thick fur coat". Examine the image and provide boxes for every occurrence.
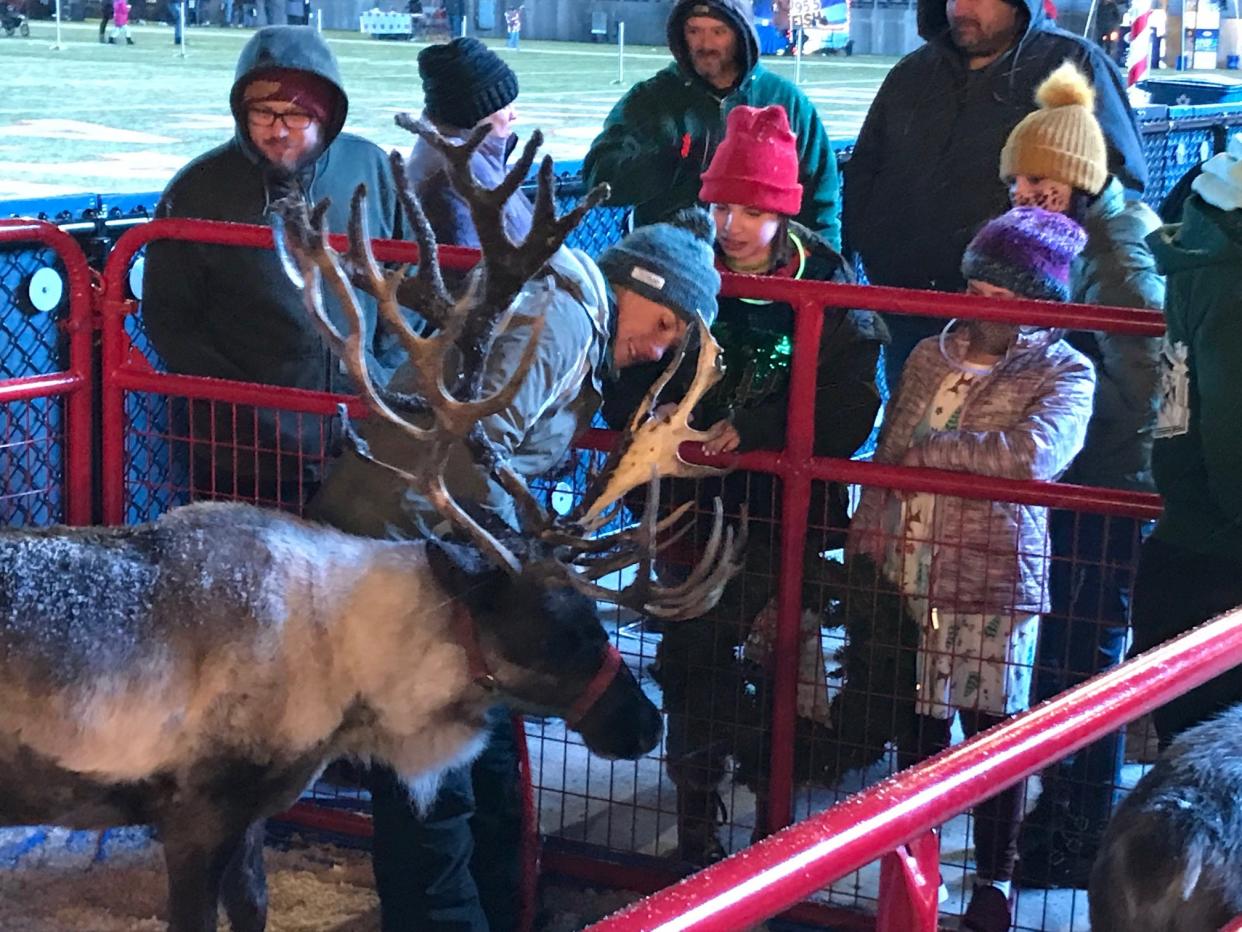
[0,503,491,825]
[1090,703,1242,931]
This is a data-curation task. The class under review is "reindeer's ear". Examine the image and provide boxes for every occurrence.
[425,539,507,612]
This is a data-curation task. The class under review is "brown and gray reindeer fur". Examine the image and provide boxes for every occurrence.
[0,116,744,932]
[1090,702,1242,932]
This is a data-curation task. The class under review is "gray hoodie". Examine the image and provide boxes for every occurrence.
[307,247,611,538]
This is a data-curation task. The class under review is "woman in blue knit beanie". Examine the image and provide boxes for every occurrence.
[849,206,1098,932]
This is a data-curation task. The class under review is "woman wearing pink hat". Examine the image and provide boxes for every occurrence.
[603,103,888,864]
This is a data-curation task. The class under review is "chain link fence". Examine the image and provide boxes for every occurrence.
[0,235,77,527]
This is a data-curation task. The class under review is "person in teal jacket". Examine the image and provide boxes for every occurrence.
[1131,134,1242,751]
[142,26,408,506]
[582,0,841,247]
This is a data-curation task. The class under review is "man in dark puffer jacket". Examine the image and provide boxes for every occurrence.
[843,0,1146,390]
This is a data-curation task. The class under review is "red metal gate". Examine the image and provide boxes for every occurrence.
[0,219,94,527]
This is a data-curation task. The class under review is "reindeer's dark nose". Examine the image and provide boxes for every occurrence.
[576,666,663,761]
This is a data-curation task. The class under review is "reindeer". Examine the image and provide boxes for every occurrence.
[1090,702,1242,931]
[0,123,743,932]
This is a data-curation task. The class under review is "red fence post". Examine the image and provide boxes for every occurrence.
[876,830,940,932]
[765,295,826,835]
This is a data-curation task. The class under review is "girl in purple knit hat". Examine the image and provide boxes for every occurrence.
[848,206,1096,932]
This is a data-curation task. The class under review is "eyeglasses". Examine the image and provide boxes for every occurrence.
[247,107,315,130]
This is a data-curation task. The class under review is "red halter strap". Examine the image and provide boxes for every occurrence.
[566,643,624,729]
[454,605,624,727]
[454,603,497,691]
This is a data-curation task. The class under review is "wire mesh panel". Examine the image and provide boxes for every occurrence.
[0,222,94,527]
[542,173,629,258]
[119,389,338,524]
[1140,123,1215,210]
[0,395,65,528]
[0,237,69,526]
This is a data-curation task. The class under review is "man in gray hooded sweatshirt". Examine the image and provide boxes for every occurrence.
[142,26,405,507]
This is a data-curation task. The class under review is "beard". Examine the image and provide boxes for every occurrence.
[950,17,1019,59]
[692,50,723,73]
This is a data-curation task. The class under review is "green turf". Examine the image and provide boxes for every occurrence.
[0,20,895,198]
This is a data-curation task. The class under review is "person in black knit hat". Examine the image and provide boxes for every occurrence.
[405,36,528,249]
[363,36,530,932]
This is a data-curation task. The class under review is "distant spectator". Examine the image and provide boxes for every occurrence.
[169,0,185,43]
[504,2,521,48]
[1130,134,1242,748]
[256,0,283,24]
[849,207,1095,932]
[843,0,1147,390]
[98,0,111,41]
[106,0,133,43]
[444,0,463,36]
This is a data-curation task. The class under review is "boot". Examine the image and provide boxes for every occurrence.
[126,35,134,43]
[674,785,728,866]
[961,883,1013,932]
[106,35,116,42]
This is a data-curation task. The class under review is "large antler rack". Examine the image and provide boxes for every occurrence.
[571,316,731,532]
[274,117,745,620]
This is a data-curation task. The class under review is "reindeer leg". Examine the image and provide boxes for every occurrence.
[161,812,254,932]
[220,821,268,932]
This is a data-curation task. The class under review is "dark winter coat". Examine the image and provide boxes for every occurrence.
[1146,195,1242,562]
[404,116,533,249]
[1063,177,1165,491]
[582,0,841,247]
[141,27,405,487]
[842,0,1147,296]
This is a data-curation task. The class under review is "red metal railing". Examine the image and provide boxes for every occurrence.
[590,604,1242,930]
[0,219,95,525]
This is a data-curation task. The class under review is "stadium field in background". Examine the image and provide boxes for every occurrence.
[0,20,896,199]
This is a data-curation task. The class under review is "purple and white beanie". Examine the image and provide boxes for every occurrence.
[961,206,1087,302]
